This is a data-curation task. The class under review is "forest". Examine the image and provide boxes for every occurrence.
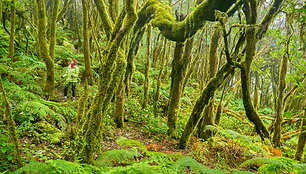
[0,0,305,173]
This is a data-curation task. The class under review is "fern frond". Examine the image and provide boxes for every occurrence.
[95,149,141,167]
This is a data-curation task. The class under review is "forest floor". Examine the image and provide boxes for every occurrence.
[18,119,254,172]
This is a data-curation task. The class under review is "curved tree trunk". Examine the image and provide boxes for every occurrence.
[238,0,269,140]
[179,63,234,149]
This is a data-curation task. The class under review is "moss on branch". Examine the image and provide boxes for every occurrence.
[137,0,237,42]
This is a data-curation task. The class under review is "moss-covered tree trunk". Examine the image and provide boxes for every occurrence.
[0,76,22,168]
[197,25,221,139]
[272,28,290,147]
[93,0,113,40]
[8,0,15,59]
[82,0,93,83]
[49,0,59,60]
[124,28,145,96]
[167,38,193,137]
[239,0,269,140]
[154,37,167,117]
[294,108,306,161]
[36,0,55,98]
[108,0,119,22]
[253,72,260,109]
[114,77,125,128]
[57,0,73,22]
[80,0,136,164]
[179,63,234,149]
[143,25,152,108]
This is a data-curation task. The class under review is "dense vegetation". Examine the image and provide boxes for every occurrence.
[0,0,305,173]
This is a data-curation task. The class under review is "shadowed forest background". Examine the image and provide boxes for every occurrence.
[0,0,305,173]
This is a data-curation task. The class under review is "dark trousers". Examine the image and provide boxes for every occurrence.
[64,82,76,97]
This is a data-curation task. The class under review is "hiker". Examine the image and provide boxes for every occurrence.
[62,59,79,100]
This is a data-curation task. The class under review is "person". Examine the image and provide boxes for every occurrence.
[62,59,79,100]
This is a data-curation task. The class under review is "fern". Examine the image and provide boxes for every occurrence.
[171,156,226,174]
[14,160,97,174]
[47,159,90,174]
[95,149,141,167]
[116,136,146,151]
[14,161,54,174]
[240,157,306,174]
[103,162,176,174]
[232,171,255,174]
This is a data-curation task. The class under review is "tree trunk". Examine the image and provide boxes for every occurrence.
[253,71,260,109]
[294,108,306,161]
[143,25,152,108]
[197,25,221,139]
[108,0,119,22]
[82,0,93,83]
[8,0,16,59]
[272,28,290,147]
[167,38,194,137]
[0,76,23,168]
[114,78,125,128]
[179,63,234,149]
[239,0,269,140]
[154,37,167,117]
[49,0,59,60]
[80,0,136,163]
[36,0,55,98]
